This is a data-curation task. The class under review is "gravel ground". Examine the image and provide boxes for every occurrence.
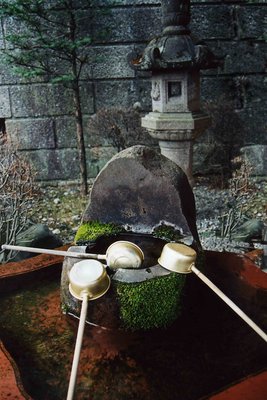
[28,178,267,253]
[194,178,266,253]
[28,184,89,244]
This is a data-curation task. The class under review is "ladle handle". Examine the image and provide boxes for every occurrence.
[1,244,106,260]
[66,291,88,400]
[191,265,267,343]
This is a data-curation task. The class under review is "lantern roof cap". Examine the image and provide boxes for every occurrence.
[129,0,221,72]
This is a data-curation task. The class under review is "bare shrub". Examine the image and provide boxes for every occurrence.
[219,156,254,240]
[0,142,35,263]
[88,106,157,152]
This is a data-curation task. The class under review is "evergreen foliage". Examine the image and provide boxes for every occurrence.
[0,0,108,194]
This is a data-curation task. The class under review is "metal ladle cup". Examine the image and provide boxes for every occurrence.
[105,240,144,269]
[158,243,196,273]
[68,259,111,300]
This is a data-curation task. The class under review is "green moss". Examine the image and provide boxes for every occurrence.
[153,224,183,242]
[115,273,186,331]
[74,221,125,243]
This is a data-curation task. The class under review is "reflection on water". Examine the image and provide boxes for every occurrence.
[0,271,267,400]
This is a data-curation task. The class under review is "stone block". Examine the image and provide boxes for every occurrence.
[244,75,267,104]
[237,105,267,145]
[202,75,267,127]
[92,7,161,43]
[209,41,267,74]
[9,83,94,118]
[55,116,77,148]
[191,5,234,40]
[5,118,55,150]
[201,76,234,102]
[55,115,110,148]
[95,79,151,111]
[238,5,267,39]
[24,149,80,180]
[0,56,18,85]
[10,84,71,117]
[23,146,117,181]
[86,146,117,178]
[241,145,267,176]
[0,26,4,50]
[0,86,11,117]
[0,52,48,85]
[97,0,159,5]
[83,45,135,79]
[79,82,95,114]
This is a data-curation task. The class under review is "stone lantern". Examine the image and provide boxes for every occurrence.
[130,0,219,184]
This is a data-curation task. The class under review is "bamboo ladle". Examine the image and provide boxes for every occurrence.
[66,259,110,400]
[158,243,267,343]
[1,241,144,269]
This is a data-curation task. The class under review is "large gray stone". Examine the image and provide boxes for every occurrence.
[5,223,62,262]
[240,145,267,176]
[83,145,200,245]
[231,219,264,243]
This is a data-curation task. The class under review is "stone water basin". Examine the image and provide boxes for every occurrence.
[0,247,267,400]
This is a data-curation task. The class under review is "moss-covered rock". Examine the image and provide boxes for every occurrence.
[152,224,184,242]
[115,273,186,331]
[64,220,188,331]
[74,220,125,244]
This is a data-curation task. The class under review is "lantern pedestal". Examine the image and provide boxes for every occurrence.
[142,111,210,184]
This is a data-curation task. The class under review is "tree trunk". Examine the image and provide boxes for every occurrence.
[73,86,88,195]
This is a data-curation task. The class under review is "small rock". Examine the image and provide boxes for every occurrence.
[54,198,60,205]
[1,224,63,262]
[231,219,264,242]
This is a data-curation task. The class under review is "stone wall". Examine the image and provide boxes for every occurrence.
[0,0,266,182]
